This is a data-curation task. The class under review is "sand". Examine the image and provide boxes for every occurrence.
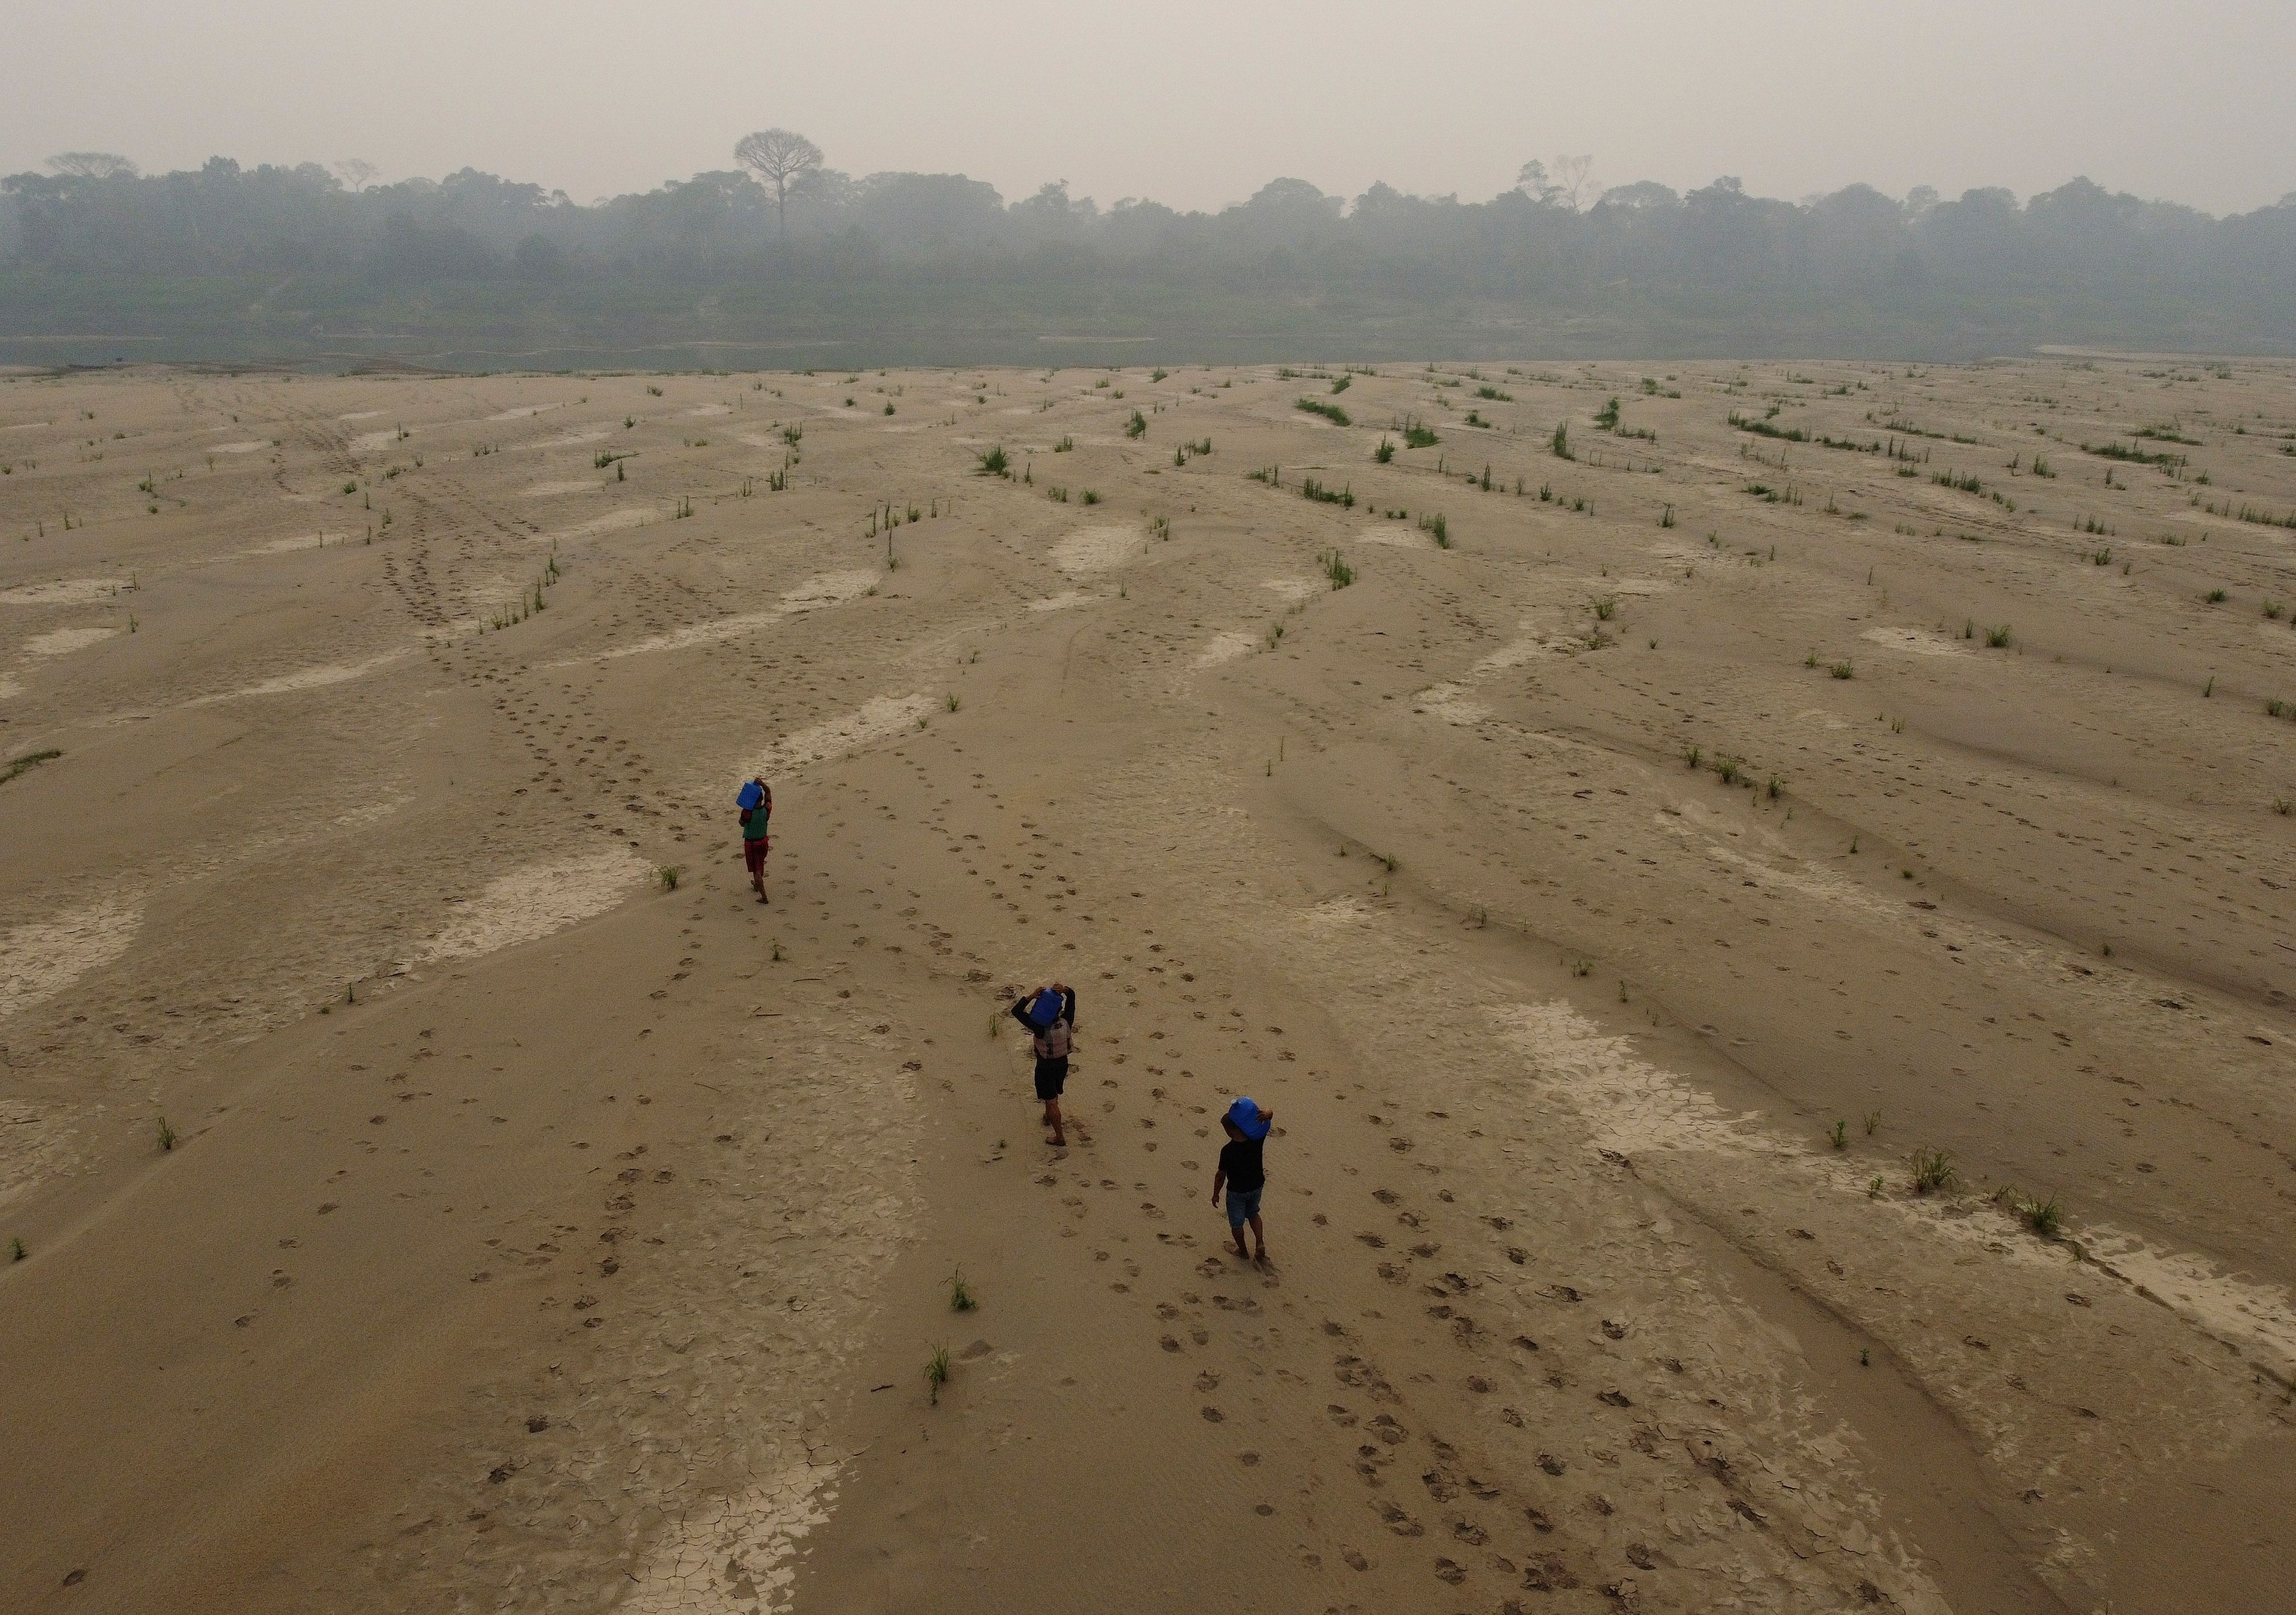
[21,627,119,658]
[2,356,2294,1615]
[0,895,139,1027]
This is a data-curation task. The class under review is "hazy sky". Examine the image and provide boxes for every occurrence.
[7,1,2292,215]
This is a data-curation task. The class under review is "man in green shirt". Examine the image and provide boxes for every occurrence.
[737,777,772,902]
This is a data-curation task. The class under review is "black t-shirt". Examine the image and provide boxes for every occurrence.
[1219,1137,1266,1194]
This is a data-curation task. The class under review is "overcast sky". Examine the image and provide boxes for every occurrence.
[6,0,2291,215]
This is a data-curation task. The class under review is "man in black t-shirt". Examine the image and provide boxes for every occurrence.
[1210,1096,1274,1265]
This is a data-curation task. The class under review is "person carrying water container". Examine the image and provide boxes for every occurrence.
[1210,1097,1274,1266]
[1010,982,1077,1146]
[736,777,772,903]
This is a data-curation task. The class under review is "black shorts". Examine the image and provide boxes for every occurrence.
[1033,1057,1069,1101]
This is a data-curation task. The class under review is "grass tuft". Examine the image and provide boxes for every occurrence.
[1909,1146,1957,1195]
[157,1116,178,1153]
[926,1343,952,1404]
[1,749,63,788]
[950,1271,976,1312]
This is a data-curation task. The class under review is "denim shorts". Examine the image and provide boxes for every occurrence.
[1226,1185,1264,1228]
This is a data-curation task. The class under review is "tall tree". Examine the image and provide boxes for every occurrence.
[734,129,824,236]
[334,158,380,192]
[1550,154,1595,212]
[47,152,138,180]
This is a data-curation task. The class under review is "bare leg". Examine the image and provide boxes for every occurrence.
[1231,1218,1251,1261]
[1045,1097,1065,1146]
[1248,1213,1268,1265]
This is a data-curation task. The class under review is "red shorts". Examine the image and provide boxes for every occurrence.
[743,837,770,875]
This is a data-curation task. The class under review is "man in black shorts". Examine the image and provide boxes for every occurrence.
[1211,1097,1274,1265]
[1010,983,1077,1146]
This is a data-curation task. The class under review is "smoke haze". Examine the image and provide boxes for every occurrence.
[6,0,2292,216]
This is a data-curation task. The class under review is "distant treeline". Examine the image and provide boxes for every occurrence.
[4,157,2292,367]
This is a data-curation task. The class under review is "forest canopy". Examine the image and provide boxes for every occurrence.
[4,149,2289,368]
